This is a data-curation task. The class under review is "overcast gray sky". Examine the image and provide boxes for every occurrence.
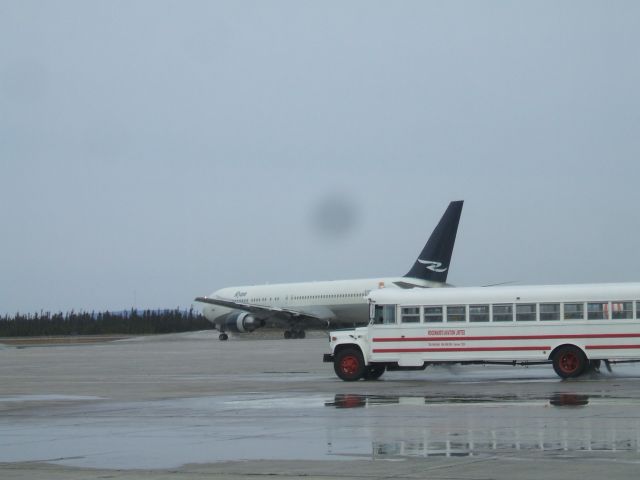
[1,1,639,314]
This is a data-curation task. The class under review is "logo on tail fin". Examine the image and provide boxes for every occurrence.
[418,259,448,273]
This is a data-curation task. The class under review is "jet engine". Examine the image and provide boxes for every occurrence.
[224,311,265,333]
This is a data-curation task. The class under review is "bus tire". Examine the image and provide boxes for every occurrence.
[363,365,385,381]
[334,348,365,381]
[552,345,587,378]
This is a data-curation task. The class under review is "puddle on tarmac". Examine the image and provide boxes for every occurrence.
[2,392,640,469]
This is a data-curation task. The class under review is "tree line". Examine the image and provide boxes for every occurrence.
[0,308,214,337]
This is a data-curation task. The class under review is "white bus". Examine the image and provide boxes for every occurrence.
[323,283,640,381]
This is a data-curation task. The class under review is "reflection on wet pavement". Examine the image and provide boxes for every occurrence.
[325,392,593,408]
[2,390,639,469]
[548,393,590,406]
[324,393,640,459]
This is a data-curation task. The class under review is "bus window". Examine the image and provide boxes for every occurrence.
[469,305,489,322]
[516,304,536,321]
[493,304,513,322]
[564,303,584,320]
[446,305,466,322]
[587,302,609,320]
[424,306,443,323]
[373,305,384,324]
[540,303,560,321]
[401,306,420,323]
[612,301,633,319]
[382,304,397,325]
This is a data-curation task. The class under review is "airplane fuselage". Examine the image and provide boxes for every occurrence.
[202,277,448,328]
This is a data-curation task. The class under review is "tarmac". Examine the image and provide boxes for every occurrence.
[2,330,640,479]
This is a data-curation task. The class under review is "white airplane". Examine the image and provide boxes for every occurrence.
[196,201,463,340]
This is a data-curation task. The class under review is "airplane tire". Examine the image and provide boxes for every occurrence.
[552,346,587,378]
[284,330,292,339]
[363,365,385,380]
[219,333,229,341]
[334,348,365,381]
[298,330,306,339]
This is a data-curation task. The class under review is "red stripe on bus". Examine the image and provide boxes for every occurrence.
[585,344,640,350]
[373,333,640,343]
[372,346,550,353]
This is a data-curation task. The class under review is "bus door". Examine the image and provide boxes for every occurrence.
[368,303,399,356]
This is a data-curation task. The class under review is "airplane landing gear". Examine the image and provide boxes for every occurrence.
[219,333,229,341]
[283,329,306,339]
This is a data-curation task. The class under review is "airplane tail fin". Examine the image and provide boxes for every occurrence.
[403,200,463,283]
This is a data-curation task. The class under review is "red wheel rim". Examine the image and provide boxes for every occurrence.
[559,352,579,374]
[340,355,360,375]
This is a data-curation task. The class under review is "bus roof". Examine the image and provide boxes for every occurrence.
[369,282,640,305]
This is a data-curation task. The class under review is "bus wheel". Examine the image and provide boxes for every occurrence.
[363,365,385,381]
[552,346,587,378]
[334,348,365,381]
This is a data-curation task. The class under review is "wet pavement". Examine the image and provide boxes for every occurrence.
[2,331,640,478]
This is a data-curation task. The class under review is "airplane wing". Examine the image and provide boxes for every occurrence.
[194,296,331,327]
[392,281,428,289]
